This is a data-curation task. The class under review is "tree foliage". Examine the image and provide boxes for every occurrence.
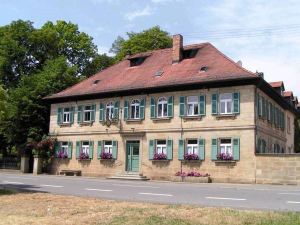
[0,85,8,122]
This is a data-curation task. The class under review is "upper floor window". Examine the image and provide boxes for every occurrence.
[156,140,167,154]
[106,102,114,120]
[220,93,232,114]
[212,92,239,116]
[83,106,92,122]
[186,139,198,155]
[62,108,70,123]
[220,138,232,155]
[157,97,168,118]
[187,96,199,116]
[130,99,140,119]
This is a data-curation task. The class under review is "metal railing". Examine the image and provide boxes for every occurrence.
[0,157,20,170]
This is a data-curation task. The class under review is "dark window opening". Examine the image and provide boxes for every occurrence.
[130,57,146,67]
[200,66,208,72]
[183,49,199,59]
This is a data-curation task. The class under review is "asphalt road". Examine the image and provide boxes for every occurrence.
[1,172,300,212]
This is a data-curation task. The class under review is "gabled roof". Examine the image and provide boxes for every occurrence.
[45,43,258,100]
[283,91,294,98]
[269,81,284,88]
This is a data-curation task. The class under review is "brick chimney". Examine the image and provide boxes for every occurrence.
[172,34,183,64]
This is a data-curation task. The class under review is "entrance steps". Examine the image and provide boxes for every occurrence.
[107,172,150,181]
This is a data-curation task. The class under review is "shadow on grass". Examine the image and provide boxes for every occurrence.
[0,183,49,195]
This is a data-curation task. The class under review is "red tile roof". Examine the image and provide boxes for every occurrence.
[46,43,258,100]
[283,91,293,98]
[269,81,284,88]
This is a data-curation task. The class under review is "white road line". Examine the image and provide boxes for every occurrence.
[287,201,300,204]
[139,192,173,197]
[113,184,160,189]
[2,176,37,180]
[2,181,24,185]
[85,188,112,192]
[278,193,300,196]
[40,184,64,188]
[206,197,247,201]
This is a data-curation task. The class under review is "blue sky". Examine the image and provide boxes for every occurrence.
[1,0,300,96]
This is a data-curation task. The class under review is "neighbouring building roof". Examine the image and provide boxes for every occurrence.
[283,91,294,98]
[269,81,284,88]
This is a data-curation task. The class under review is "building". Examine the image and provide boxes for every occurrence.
[45,34,299,184]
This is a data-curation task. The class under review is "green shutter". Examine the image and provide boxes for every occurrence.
[179,96,185,117]
[112,140,118,159]
[266,101,270,121]
[97,141,102,159]
[198,138,205,160]
[178,139,185,160]
[140,98,145,120]
[57,108,62,124]
[150,97,156,119]
[199,95,206,116]
[233,92,240,114]
[124,100,129,120]
[54,142,60,156]
[99,103,104,122]
[211,94,219,115]
[68,142,73,159]
[114,101,119,120]
[258,95,262,117]
[167,139,173,160]
[149,140,154,160]
[256,93,259,117]
[262,97,265,119]
[167,96,173,118]
[76,141,80,159]
[70,107,75,124]
[233,138,240,160]
[211,138,218,160]
[89,141,94,159]
[91,105,96,122]
[270,103,273,124]
[77,106,82,123]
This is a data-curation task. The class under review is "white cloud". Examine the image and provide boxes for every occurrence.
[151,0,183,3]
[124,6,153,21]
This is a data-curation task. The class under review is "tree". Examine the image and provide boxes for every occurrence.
[110,26,172,61]
[0,85,8,122]
[83,54,114,77]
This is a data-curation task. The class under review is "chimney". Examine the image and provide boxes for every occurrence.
[172,34,183,64]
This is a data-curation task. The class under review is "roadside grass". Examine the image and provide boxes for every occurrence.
[0,191,299,225]
[0,188,16,195]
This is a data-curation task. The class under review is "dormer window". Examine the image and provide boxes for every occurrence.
[183,49,198,59]
[130,57,146,67]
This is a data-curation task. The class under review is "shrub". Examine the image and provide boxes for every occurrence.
[57,151,68,159]
[175,171,210,177]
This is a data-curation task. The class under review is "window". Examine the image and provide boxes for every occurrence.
[130,99,140,119]
[220,93,232,114]
[63,108,70,123]
[259,96,263,116]
[83,106,93,122]
[81,141,90,154]
[220,139,232,155]
[156,140,167,154]
[104,141,113,154]
[287,116,291,133]
[60,142,69,154]
[130,57,146,67]
[186,139,198,155]
[106,102,114,120]
[187,96,199,116]
[157,97,168,118]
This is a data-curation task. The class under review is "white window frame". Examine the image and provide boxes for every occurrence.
[157,97,168,118]
[187,96,199,116]
[60,142,69,155]
[83,106,93,122]
[186,139,198,155]
[130,99,140,119]
[219,138,232,155]
[156,140,167,154]
[220,93,233,115]
[104,141,113,154]
[106,102,114,120]
[81,141,90,154]
[63,108,71,124]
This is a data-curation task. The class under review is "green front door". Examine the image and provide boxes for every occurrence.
[126,141,140,172]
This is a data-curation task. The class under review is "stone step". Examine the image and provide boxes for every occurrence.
[107,174,150,181]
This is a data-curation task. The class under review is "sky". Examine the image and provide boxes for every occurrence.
[1,0,300,97]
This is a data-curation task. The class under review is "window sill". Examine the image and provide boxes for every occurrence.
[215,114,237,120]
[151,159,170,162]
[180,159,202,162]
[99,158,115,161]
[56,157,70,160]
[78,121,94,126]
[126,119,143,123]
[182,115,203,121]
[59,123,72,127]
[151,117,171,122]
[213,160,237,163]
[78,159,92,161]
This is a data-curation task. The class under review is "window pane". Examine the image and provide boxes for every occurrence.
[187,96,197,103]
[85,106,91,110]
[131,106,135,119]
[188,139,197,144]
[188,104,193,115]
[227,101,232,113]
[220,102,226,114]
[226,146,232,155]
[187,146,192,154]
[194,104,199,115]
[220,146,225,154]
[158,104,162,117]
[163,104,168,116]
[157,140,166,145]
[84,112,90,121]
[136,106,140,118]
[193,146,198,154]
[220,93,232,100]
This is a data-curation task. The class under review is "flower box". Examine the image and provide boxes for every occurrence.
[100,152,113,160]
[216,153,233,161]
[214,160,236,164]
[184,153,199,161]
[153,153,167,160]
[78,152,90,160]
[172,176,211,183]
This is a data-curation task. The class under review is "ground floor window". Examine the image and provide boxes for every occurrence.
[220,138,232,155]
[156,140,167,154]
[104,141,113,153]
[81,141,90,154]
[186,139,198,155]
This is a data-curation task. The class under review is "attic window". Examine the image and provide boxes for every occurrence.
[183,48,199,59]
[200,66,208,72]
[130,57,146,67]
[154,70,164,77]
[93,80,100,85]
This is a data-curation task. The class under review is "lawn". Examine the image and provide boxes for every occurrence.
[0,189,299,225]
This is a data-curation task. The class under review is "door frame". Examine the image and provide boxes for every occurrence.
[125,140,141,172]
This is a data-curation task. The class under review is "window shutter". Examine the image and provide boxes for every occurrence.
[77,106,82,123]
[167,96,173,118]
[54,142,60,157]
[256,138,261,153]
[97,141,102,159]
[114,101,119,120]
[57,108,62,124]
[99,103,104,122]
[179,96,185,117]
[211,94,219,115]
[256,93,259,117]
[262,97,265,119]
[70,107,75,124]
[149,140,154,160]
[199,95,206,116]
[167,139,173,160]
[91,105,96,122]
[89,141,94,159]
[112,140,118,159]
[233,138,240,161]
[140,98,145,120]
[233,92,240,114]
[150,97,156,119]
[266,101,270,121]
[211,138,218,160]
[198,138,205,160]
[68,142,73,159]
[283,112,285,130]
[258,95,262,117]
[178,139,185,160]
[270,103,273,123]
[124,100,129,120]
[76,141,80,159]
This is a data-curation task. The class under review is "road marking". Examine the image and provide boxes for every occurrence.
[85,188,112,192]
[113,184,160,189]
[40,184,64,188]
[139,192,173,197]
[278,193,300,196]
[206,197,246,201]
[287,201,300,204]
[2,181,24,185]
[3,176,37,180]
